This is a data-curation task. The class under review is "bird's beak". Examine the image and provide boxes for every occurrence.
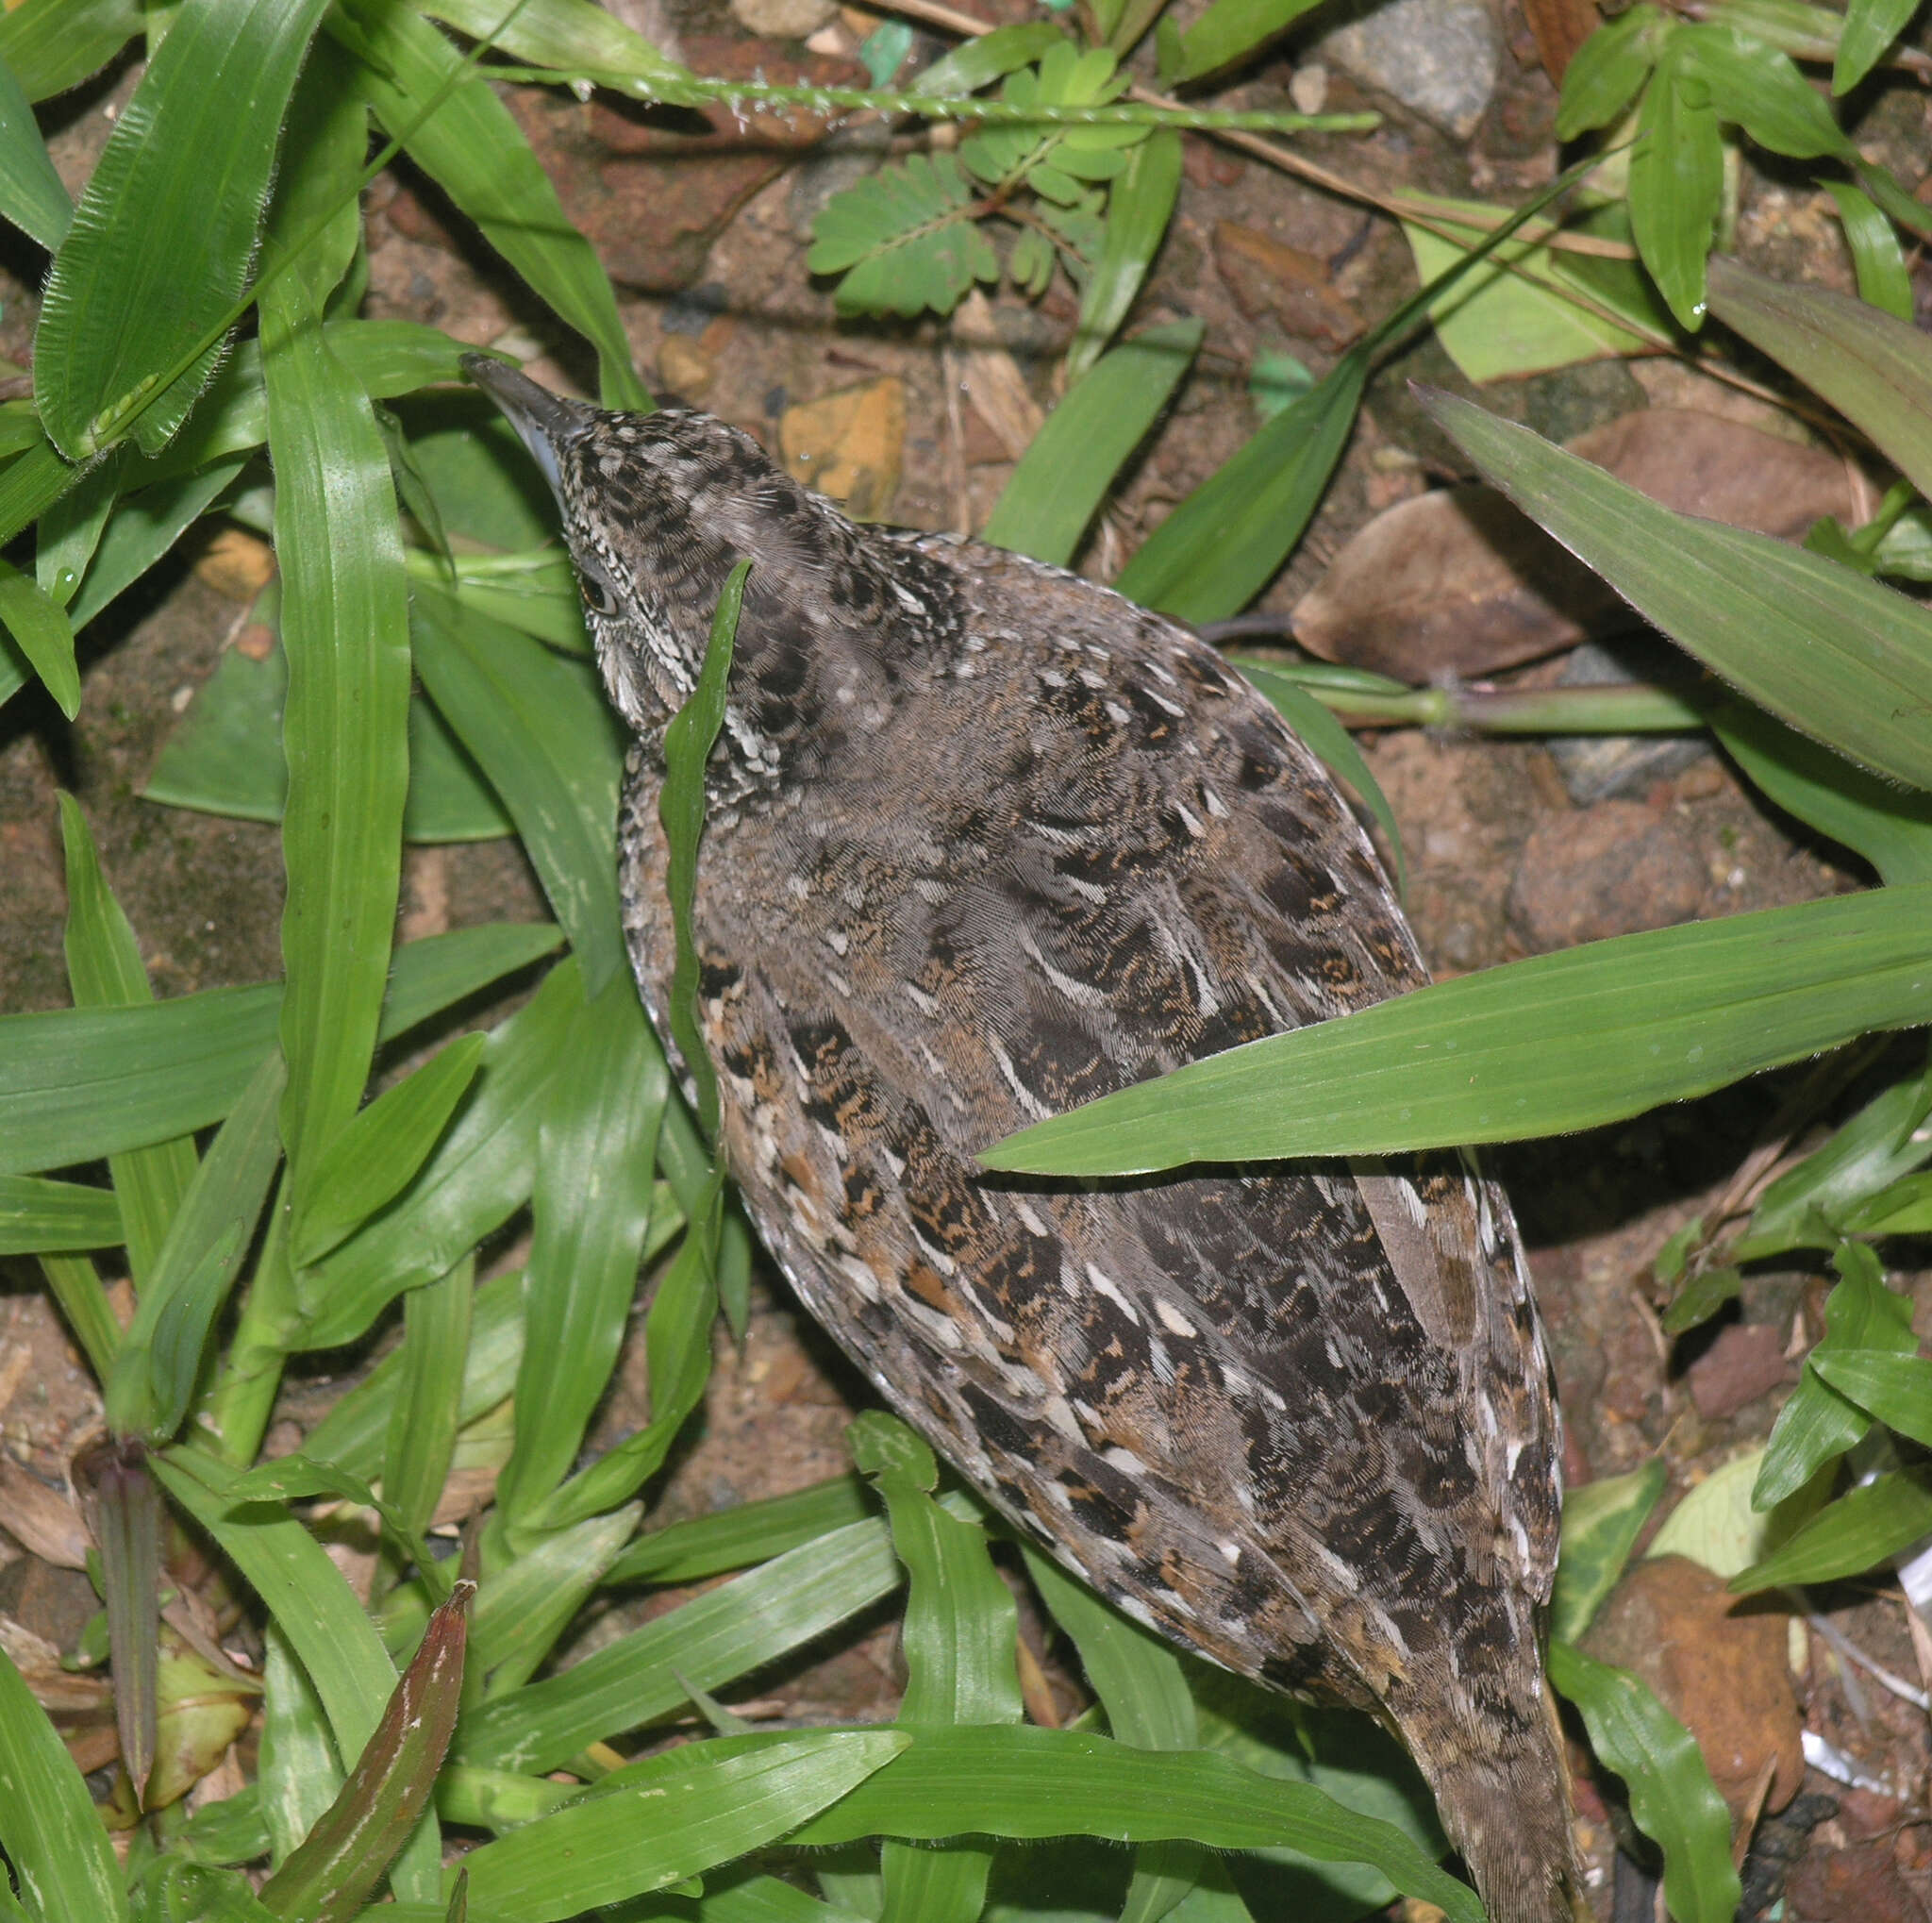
[459,353,597,500]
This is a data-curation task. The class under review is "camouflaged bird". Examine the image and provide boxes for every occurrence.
[466,355,1579,1923]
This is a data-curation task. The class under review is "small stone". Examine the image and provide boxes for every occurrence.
[1685,1321,1792,1422]
[1507,800,1707,952]
[1548,641,1711,805]
[779,378,906,520]
[1289,62,1329,114]
[730,0,836,38]
[1319,0,1501,139]
[657,335,717,400]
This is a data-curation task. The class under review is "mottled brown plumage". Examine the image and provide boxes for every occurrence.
[467,356,1579,1923]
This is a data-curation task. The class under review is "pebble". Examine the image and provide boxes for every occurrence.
[1318,0,1501,139]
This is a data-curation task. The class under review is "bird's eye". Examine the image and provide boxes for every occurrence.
[578,564,619,616]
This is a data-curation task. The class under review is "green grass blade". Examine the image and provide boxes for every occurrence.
[105,1050,285,1442]
[67,458,249,631]
[258,1582,473,1923]
[292,1033,487,1265]
[382,1257,475,1548]
[1547,1642,1739,1923]
[0,557,76,715]
[1064,131,1182,382]
[454,1517,906,1771]
[789,1725,1482,1922]
[472,1504,641,1697]
[1754,1244,1915,1505]
[297,959,585,1350]
[494,975,665,1527]
[1809,1347,1932,1448]
[34,0,333,458]
[0,439,80,550]
[263,276,412,1228]
[1425,387,1932,788]
[421,0,691,90]
[1729,1469,1932,1590]
[983,319,1200,566]
[334,0,647,409]
[410,583,628,994]
[152,1446,443,1900]
[0,1643,131,1922]
[302,1269,525,1479]
[1822,183,1913,321]
[1169,0,1325,84]
[1626,56,1723,330]
[605,1475,874,1587]
[1114,347,1365,622]
[0,0,141,102]
[0,1175,121,1254]
[1834,0,1918,90]
[58,794,198,1279]
[1551,1460,1666,1644]
[987,881,1932,1175]
[1707,255,1932,504]
[259,1625,342,1866]
[0,52,69,249]
[456,1731,909,1923]
[37,1253,121,1381]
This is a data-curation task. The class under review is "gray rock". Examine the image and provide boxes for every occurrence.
[1319,0,1501,140]
[1548,640,1710,806]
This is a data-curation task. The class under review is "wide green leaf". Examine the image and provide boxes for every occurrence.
[58,794,199,1279]
[789,1725,1482,1923]
[0,0,141,103]
[1167,0,1325,82]
[0,558,76,716]
[1551,1461,1666,1644]
[1729,1468,1932,1590]
[1834,0,1919,90]
[605,1475,876,1587]
[0,1175,121,1254]
[1555,4,1666,138]
[334,0,647,410]
[0,1644,131,1923]
[1809,1347,1932,1449]
[457,1732,909,1922]
[1823,183,1913,321]
[0,51,69,250]
[381,1260,475,1562]
[1707,255,1932,506]
[985,881,1932,1174]
[984,320,1201,566]
[1626,51,1724,329]
[1426,388,1932,789]
[1548,1642,1738,1923]
[34,0,333,458]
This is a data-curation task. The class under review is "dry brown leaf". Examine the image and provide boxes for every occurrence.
[1212,222,1363,351]
[1521,0,1602,85]
[780,377,906,520]
[0,1458,90,1569]
[1582,1554,1806,1825]
[1292,410,1860,680]
[953,290,1044,465]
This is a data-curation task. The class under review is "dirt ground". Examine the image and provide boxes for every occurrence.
[3,4,1932,1917]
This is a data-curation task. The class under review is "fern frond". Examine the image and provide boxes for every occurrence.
[808,152,998,316]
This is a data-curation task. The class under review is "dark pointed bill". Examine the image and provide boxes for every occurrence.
[460,353,597,498]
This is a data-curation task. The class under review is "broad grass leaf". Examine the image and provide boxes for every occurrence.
[1169,0,1326,84]
[1808,1347,1932,1449]
[423,0,691,91]
[1729,1468,1932,1590]
[0,439,81,551]
[0,558,75,715]
[0,0,140,103]
[1716,702,1932,888]
[1554,3,1665,136]
[1707,256,1932,504]
[1551,1460,1666,1644]
[1626,54,1724,329]
[68,458,249,632]
[297,956,586,1351]
[0,1175,122,1254]
[787,1725,1483,1923]
[382,1260,475,1551]
[606,1475,875,1587]
[471,1505,641,1697]
[1823,183,1913,320]
[456,1731,909,1923]
[0,1641,130,1923]
[453,1517,907,1771]
[262,276,412,1231]
[493,977,665,1528]
[1424,388,1932,789]
[0,53,68,250]
[104,1051,284,1443]
[291,1035,488,1266]
[1754,1243,1916,1507]
[1678,23,1850,157]
[35,0,333,458]
[260,1626,341,1867]
[984,882,1932,1177]
[1834,0,1918,90]
[334,0,647,410]
[908,22,1066,95]
[410,583,627,994]
[58,793,198,1279]
[984,319,1199,564]
[153,1446,444,1901]
[1547,1642,1740,1923]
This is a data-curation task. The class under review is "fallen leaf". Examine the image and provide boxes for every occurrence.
[780,377,906,520]
[1293,410,1859,678]
[192,528,275,600]
[953,291,1044,465]
[1212,222,1363,351]
[1685,1322,1793,1422]
[1582,1554,1806,1825]
[0,1458,90,1568]
[1521,0,1604,86]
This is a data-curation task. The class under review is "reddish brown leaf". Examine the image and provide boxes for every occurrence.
[1212,222,1364,351]
[1522,0,1603,85]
